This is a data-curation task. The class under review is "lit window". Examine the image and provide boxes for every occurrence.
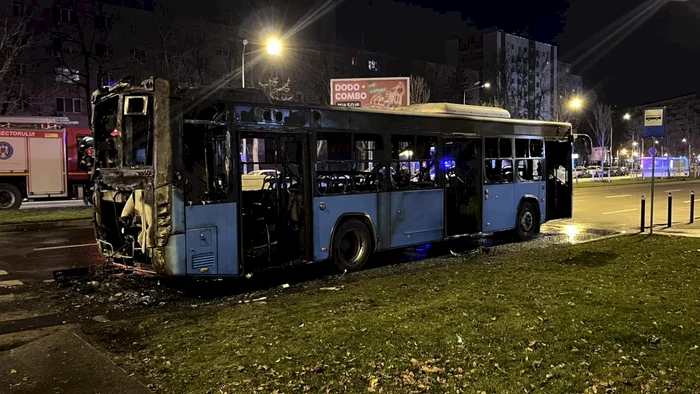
[55,67,81,84]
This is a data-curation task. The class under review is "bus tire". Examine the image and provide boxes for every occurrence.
[515,202,538,241]
[332,219,372,272]
[0,183,22,210]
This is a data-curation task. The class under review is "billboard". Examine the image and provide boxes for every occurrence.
[330,77,410,109]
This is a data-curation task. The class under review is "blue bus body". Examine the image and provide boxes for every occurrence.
[90,78,573,277]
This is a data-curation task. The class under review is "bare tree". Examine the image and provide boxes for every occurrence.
[0,4,39,115]
[259,76,293,101]
[587,103,613,162]
[50,0,121,120]
[155,24,205,88]
[410,75,430,104]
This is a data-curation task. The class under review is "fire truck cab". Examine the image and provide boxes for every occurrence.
[0,116,91,210]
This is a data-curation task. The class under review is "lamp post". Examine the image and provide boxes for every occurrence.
[241,39,249,88]
[241,38,283,172]
[463,81,490,105]
[241,38,283,88]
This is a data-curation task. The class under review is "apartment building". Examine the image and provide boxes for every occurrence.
[447,28,558,120]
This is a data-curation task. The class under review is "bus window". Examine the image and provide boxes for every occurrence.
[316,132,386,194]
[515,138,543,182]
[516,159,542,181]
[485,159,513,184]
[391,135,437,189]
[515,139,529,158]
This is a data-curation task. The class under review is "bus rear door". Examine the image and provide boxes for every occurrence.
[482,137,516,233]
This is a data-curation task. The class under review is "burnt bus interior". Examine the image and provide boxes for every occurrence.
[92,93,157,263]
[91,79,573,274]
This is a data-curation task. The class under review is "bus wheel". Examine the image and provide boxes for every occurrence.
[0,183,22,210]
[516,202,538,241]
[332,219,372,272]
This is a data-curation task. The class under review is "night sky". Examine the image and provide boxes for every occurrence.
[335,0,700,107]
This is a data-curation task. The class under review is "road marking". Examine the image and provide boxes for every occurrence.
[666,189,683,193]
[604,194,631,199]
[0,280,24,288]
[683,199,700,204]
[602,208,637,215]
[0,270,7,276]
[33,243,96,251]
[0,294,15,303]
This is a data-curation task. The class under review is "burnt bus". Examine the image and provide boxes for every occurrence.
[90,77,573,276]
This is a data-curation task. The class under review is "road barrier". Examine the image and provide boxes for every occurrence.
[668,192,673,228]
[691,191,696,224]
[640,195,646,232]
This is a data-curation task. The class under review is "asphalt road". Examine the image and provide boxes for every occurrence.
[0,227,98,286]
[572,179,700,231]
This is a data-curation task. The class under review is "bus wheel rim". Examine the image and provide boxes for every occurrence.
[520,211,533,232]
[0,190,15,208]
[339,229,365,265]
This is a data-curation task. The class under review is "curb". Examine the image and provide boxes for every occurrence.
[0,219,93,233]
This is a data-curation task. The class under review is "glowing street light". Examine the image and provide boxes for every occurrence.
[463,81,491,104]
[623,113,631,120]
[682,138,688,143]
[621,148,628,155]
[569,98,583,109]
[266,38,282,56]
[632,141,638,147]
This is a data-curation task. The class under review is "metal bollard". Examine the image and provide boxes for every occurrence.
[668,192,673,228]
[692,191,696,224]
[641,195,646,232]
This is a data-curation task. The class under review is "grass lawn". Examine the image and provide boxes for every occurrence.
[574,177,695,189]
[122,235,700,393]
[0,207,92,224]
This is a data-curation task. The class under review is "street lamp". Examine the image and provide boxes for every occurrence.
[266,38,282,56]
[623,113,631,120]
[463,81,490,105]
[241,38,283,88]
[569,98,583,109]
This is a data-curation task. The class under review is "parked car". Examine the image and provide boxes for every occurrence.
[574,166,591,178]
[587,165,603,177]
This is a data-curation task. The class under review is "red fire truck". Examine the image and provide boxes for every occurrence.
[0,116,92,209]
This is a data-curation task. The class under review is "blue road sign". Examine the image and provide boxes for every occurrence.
[648,147,657,156]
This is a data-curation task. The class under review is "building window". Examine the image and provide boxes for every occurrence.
[215,48,230,57]
[56,98,82,113]
[130,48,146,63]
[99,72,115,87]
[62,41,80,54]
[368,60,378,71]
[60,8,78,24]
[13,0,22,16]
[55,67,81,84]
[15,64,27,77]
[198,57,206,69]
[94,15,106,29]
[95,43,110,58]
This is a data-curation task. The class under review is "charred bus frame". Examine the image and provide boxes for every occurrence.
[90,77,573,277]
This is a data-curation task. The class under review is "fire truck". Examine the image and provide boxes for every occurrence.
[0,116,92,210]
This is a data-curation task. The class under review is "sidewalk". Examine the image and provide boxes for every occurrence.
[0,330,151,394]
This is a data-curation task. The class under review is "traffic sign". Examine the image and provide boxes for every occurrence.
[648,147,657,156]
[643,107,665,138]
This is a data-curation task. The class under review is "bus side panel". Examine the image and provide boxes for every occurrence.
[514,182,546,224]
[312,194,378,262]
[390,189,444,248]
[185,203,239,276]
